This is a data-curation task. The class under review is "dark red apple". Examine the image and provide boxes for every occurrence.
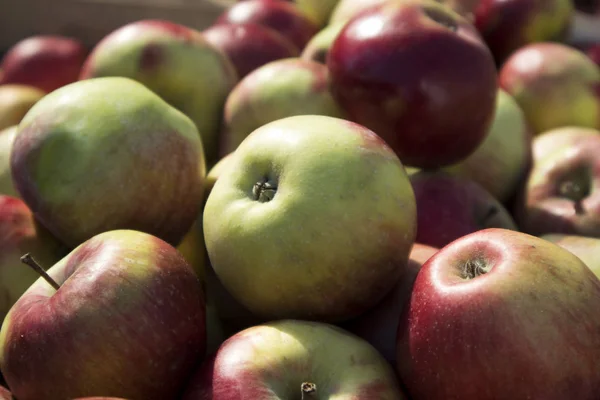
[217,0,320,50]
[586,43,600,66]
[474,0,574,64]
[202,23,299,79]
[344,243,438,365]
[328,0,498,168]
[397,228,600,399]
[0,36,87,93]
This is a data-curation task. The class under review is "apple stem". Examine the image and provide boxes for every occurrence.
[301,382,317,399]
[21,253,61,291]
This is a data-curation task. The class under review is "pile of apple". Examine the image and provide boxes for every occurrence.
[1,0,600,399]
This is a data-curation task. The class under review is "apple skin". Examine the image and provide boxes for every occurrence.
[343,243,438,365]
[500,43,600,135]
[217,0,320,50]
[328,0,498,168]
[396,228,600,399]
[181,320,407,399]
[0,386,10,400]
[80,20,237,165]
[202,23,299,80]
[0,85,45,131]
[0,195,69,324]
[410,171,518,248]
[204,115,417,322]
[301,22,345,63]
[0,126,19,197]
[586,43,600,67]
[515,126,600,236]
[542,234,600,278]
[0,230,206,400]
[0,36,87,93]
[10,77,205,249]
[220,58,346,155]
[286,0,340,26]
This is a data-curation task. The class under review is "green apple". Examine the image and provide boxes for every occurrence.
[301,22,345,63]
[0,126,18,197]
[0,84,44,131]
[80,20,238,164]
[542,234,600,278]
[10,77,205,248]
[292,0,341,26]
[204,115,417,322]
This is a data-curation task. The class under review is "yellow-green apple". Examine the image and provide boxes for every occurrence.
[181,320,407,399]
[410,171,518,248]
[500,43,600,135]
[80,20,237,164]
[0,36,87,93]
[202,23,299,79]
[516,126,600,236]
[474,0,574,64]
[204,115,417,322]
[220,58,346,155]
[328,0,498,168]
[397,228,600,399]
[542,234,600,278]
[10,77,205,249]
[0,386,9,400]
[0,126,18,197]
[217,0,320,50]
[301,22,345,63]
[285,0,340,26]
[443,89,532,204]
[0,84,45,131]
[344,243,438,364]
[0,195,68,324]
[0,230,206,400]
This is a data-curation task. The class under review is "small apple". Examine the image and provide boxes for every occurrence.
[344,243,438,365]
[397,228,600,399]
[500,42,600,135]
[328,0,498,168]
[220,58,346,155]
[0,126,18,197]
[204,115,417,322]
[0,230,206,400]
[217,0,320,50]
[542,234,600,278]
[181,320,407,399]
[0,36,87,93]
[202,23,299,79]
[10,77,205,249]
[301,22,345,63]
[80,20,237,165]
[0,84,45,131]
[0,385,10,400]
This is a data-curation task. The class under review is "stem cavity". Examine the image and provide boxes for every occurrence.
[301,382,317,399]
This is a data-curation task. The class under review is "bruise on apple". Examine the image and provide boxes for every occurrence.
[139,43,164,72]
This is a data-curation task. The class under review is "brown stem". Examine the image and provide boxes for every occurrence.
[301,382,317,399]
[21,253,60,291]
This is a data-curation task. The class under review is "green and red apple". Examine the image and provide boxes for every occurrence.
[301,22,345,63]
[0,126,18,197]
[542,234,600,278]
[204,115,417,322]
[0,84,45,131]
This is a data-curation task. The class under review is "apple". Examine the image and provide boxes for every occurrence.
[586,43,600,66]
[443,89,532,203]
[80,20,237,165]
[515,126,600,236]
[0,36,87,93]
[0,386,9,400]
[204,115,417,322]
[10,77,205,249]
[542,234,600,278]
[181,320,407,399]
[344,243,438,365]
[328,0,498,168]
[500,43,600,135]
[397,228,600,399]
[301,22,345,63]
[202,23,299,79]
[0,230,206,400]
[0,126,18,197]
[285,0,340,26]
[0,84,45,131]
[0,195,68,325]
[410,171,518,248]
[217,0,320,50]
[220,58,346,155]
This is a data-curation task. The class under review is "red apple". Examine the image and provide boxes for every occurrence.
[202,23,299,79]
[585,43,600,66]
[217,0,320,50]
[0,386,10,400]
[0,230,206,400]
[397,228,600,399]
[0,36,87,93]
[410,171,518,248]
[328,0,498,168]
[344,243,438,365]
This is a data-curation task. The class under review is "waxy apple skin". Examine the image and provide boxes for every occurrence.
[182,320,406,399]
[204,115,417,322]
[542,234,600,278]
[0,230,206,400]
[397,228,600,400]
[328,0,498,168]
[500,43,600,134]
[10,77,205,249]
